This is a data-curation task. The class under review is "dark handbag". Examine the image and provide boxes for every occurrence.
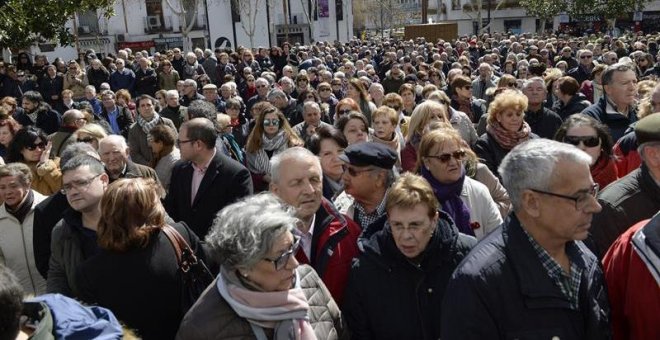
[162,224,214,312]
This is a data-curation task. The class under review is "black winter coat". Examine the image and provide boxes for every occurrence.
[39,75,64,106]
[76,222,205,340]
[474,132,539,179]
[14,104,61,134]
[557,93,591,120]
[524,107,563,139]
[344,213,476,340]
[441,214,612,340]
[87,68,110,92]
[588,164,660,258]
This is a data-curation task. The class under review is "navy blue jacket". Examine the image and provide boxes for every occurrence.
[581,96,637,141]
[109,68,135,93]
[344,212,476,340]
[441,214,611,340]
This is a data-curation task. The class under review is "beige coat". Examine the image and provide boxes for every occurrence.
[0,190,47,296]
[176,265,347,340]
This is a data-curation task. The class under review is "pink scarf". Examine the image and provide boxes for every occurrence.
[217,267,317,340]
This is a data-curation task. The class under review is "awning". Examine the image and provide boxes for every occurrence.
[118,41,156,49]
[79,38,111,47]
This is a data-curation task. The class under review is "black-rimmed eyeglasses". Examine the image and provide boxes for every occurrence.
[529,183,599,211]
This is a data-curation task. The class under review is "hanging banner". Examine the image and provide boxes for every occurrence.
[319,0,330,37]
[319,0,329,18]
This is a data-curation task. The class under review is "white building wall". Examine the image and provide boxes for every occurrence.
[29,0,350,61]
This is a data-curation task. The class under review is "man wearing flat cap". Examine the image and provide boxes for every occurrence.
[202,83,225,112]
[589,113,660,258]
[333,142,398,239]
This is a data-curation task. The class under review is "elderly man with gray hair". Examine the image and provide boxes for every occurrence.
[521,77,562,139]
[180,78,204,107]
[269,147,360,303]
[268,88,302,126]
[442,139,610,339]
[160,89,187,130]
[292,101,333,143]
[177,192,345,339]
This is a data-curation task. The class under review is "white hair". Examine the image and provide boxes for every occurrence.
[499,139,592,210]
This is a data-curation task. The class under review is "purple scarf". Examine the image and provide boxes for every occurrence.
[421,166,474,236]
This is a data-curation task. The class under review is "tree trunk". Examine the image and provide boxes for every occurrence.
[538,18,546,34]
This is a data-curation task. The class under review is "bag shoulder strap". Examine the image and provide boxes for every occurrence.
[162,225,183,265]
[162,224,199,272]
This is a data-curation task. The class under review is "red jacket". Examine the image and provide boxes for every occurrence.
[295,198,361,304]
[602,218,660,340]
[612,131,641,177]
[400,141,418,173]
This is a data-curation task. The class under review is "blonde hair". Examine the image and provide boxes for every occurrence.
[372,106,398,126]
[486,89,528,126]
[74,123,108,141]
[407,100,448,142]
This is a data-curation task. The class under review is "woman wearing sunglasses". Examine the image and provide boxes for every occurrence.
[7,127,61,195]
[418,128,502,239]
[178,193,345,339]
[245,105,303,192]
[555,114,618,188]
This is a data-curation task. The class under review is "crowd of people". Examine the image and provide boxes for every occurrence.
[1,30,660,339]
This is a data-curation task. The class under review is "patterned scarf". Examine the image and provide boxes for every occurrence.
[486,120,532,150]
[246,130,288,175]
[217,267,317,340]
[184,61,199,78]
[420,166,474,236]
[136,113,161,135]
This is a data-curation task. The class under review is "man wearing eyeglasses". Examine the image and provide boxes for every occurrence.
[245,77,270,118]
[179,79,204,107]
[165,118,253,238]
[442,139,610,339]
[333,142,398,239]
[46,155,108,298]
[590,113,660,258]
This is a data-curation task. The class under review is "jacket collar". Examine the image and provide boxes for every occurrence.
[503,214,595,308]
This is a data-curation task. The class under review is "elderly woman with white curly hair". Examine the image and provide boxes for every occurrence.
[176,193,346,340]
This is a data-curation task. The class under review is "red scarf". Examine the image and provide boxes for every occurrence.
[592,155,618,189]
[486,121,532,150]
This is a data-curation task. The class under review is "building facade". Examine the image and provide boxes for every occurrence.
[359,0,660,37]
[29,0,353,61]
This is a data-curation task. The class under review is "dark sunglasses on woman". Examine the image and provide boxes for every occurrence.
[427,150,467,163]
[563,135,600,148]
